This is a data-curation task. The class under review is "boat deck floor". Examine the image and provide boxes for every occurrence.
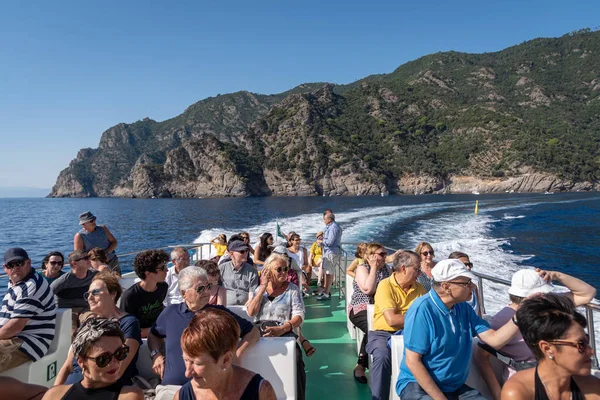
[302,287,370,399]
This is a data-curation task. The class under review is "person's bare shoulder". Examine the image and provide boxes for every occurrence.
[119,386,144,400]
[258,378,277,400]
[573,375,600,399]
[501,370,534,399]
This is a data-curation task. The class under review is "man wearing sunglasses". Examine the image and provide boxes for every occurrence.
[219,240,259,306]
[51,249,98,333]
[148,266,259,400]
[0,248,56,373]
[397,259,524,400]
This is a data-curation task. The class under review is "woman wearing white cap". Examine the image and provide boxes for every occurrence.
[475,268,596,400]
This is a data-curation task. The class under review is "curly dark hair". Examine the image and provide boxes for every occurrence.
[133,249,169,280]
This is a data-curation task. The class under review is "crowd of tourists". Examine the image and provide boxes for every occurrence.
[1,208,599,400]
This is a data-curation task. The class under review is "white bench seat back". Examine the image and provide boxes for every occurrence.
[0,308,72,387]
[346,276,356,340]
[241,337,297,400]
[389,335,404,400]
[367,304,374,333]
[227,305,253,322]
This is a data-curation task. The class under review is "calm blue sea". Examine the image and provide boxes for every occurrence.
[1,192,599,342]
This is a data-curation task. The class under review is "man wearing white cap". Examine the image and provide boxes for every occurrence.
[397,259,524,400]
[475,268,596,400]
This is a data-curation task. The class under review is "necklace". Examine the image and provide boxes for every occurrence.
[540,376,572,400]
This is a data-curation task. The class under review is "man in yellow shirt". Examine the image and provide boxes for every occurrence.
[366,250,425,400]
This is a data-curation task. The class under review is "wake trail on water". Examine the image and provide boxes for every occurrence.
[193,196,600,349]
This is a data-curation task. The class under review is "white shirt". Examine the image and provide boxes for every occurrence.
[163,266,184,306]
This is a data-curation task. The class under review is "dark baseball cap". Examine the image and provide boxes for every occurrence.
[227,240,251,252]
[4,248,29,263]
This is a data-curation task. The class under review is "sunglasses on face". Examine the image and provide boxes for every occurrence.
[195,283,213,294]
[86,345,129,368]
[375,252,388,257]
[463,262,473,268]
[48,261,64,266]
[547,338,590,354]
[448,280,472,287]
[235,250,249,254]
[275,266,289,274]
[421,251,434,257]
[76,256,90,262]
[5,260,26,269]
[83,289,104,300]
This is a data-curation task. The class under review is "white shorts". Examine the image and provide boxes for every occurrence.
[321,253,340,275]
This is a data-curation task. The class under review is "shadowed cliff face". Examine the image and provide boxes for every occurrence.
[50,31,600,198]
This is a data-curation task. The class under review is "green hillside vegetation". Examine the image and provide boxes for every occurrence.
[51,29,600,197]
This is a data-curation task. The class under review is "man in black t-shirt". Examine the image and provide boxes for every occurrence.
[120,249,169,337]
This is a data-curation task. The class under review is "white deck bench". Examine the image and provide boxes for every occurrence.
[345,275,356,340]
[0,308,72,387]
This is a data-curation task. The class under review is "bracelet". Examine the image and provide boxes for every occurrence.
[512,314,518,326]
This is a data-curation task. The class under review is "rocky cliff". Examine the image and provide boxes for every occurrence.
[50,29,600,198]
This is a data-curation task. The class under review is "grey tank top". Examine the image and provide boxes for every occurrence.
[79,226,116,261]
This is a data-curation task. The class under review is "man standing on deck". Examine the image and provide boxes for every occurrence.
[163,247,190,306]
[0,248,56,373]
[219,240,258,305]
[397,259,523,400]
[316,211,342,300]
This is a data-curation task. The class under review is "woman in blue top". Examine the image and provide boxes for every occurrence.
[55,272,142,386]
[175,309,277,400]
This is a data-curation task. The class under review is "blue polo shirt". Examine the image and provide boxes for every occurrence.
[150,303,254,385]
[396,290,490,395]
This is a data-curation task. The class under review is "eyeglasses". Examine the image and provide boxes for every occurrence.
[173,257,189,262]
[464,262,473,268]
[547,338,590,354]
[75,256,90,262]
[83,289,104,300]
[275,266,289,273]
[195,283,213,294]
[48,261,64,266]
[375,252,388,257]
[421,251,434,257]
[448,280,472,287]
[235,250,249,254]
[5,260,26,269]
[86,345,129,368]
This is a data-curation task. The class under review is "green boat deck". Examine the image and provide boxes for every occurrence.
[302,288,371,399]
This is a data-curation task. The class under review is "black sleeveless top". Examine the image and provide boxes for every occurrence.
[62,380,123,400]
[534,367,584,400]
[179,373,264,400]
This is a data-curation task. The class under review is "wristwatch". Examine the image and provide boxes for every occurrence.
[150,349,163,359]
[511,314,518,326]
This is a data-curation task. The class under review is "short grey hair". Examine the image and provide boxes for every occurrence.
[178,266,208,292]
[392,250,420,272]
[171,246,187,259]
[324,212,335,222]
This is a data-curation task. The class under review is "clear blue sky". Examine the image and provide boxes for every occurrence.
[0,0,598,188]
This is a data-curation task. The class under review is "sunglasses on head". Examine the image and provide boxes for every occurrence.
[421,251,434,256]
[86,345,129,368]
[195,283,213,294]
[5,260,26,269]
[547,338,590,354]
[83,288,104,300]
[275,266,289,273]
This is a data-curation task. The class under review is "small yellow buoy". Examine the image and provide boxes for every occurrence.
[474,200,479,215]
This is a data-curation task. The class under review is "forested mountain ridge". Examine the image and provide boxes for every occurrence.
[50,29,600,198]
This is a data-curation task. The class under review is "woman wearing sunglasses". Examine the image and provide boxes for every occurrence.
[40,251,65,284]
[347,242,392,384]
[55,272,142,387]
[43,317,143,399]
[502,293,599,399]
[414,241,436,292]
[247,253,307,400]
